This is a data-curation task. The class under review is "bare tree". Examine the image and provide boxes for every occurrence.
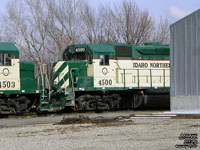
[2,0,85,64]
[2,0,49,64]
[80,0,155,45]
[106,0,154,44]
[80,4,109,44]
[1,0,170,65]
[150,17,170,44]
[45,0,85,60]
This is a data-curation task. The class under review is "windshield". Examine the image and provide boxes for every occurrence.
[0,53,11,66]
[66,53,86,61]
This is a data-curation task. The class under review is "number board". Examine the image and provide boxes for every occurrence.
[0,80,20,90]
[75,47,86,53]
[98,79,113,86]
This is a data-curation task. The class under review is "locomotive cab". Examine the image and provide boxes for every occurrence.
[0,42,20,92]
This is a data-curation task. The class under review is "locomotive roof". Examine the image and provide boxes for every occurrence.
[0,42,19,57]
[87,43,135,53]
[63,43,135,55]
[62,43,169,59]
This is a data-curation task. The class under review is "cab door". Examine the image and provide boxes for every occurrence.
[93,53,116,88]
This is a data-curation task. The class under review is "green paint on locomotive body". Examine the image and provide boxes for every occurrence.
[20,61,38,94]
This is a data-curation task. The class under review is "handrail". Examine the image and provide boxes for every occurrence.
[123,69,126,88]
[118,68,170,88]
[44,64,51,100]
[39,64,51,100]
[70,68,79,92]
[150,69,152,88]
[163,69,165,87]
[39,65,45,100]
[137,69,140,88]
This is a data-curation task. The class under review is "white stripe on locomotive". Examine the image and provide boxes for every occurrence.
[54,61,64,73]
[61,79,69,88]
[54,62,69,88]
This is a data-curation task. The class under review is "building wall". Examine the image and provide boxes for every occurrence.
[170,9,200,111]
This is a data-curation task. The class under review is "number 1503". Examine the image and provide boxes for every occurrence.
[0,81,16,88]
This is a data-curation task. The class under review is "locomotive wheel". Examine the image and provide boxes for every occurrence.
[75,95,91,111]
[75,94,110,111]
[10,106,17,114]
[74,103,79,111]
[103,94,121,111]
[133,93,143,108]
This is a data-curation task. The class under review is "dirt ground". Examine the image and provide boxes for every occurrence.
[0,118,199,150]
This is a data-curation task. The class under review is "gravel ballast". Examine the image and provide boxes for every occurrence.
[0,118,199,150]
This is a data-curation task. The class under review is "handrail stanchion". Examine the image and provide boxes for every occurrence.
[150,69,152,88]
[137,69,139,88]
[123,69,126,88]
[163,69,165,87]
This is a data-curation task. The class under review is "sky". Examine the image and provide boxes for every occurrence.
[0,0,7,14]
[89,0,200,23]
[0,0,199,23]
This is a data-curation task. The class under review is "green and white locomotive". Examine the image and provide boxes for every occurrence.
[0,42,170,114]
[0,42,39,114]
[51,42,170,111]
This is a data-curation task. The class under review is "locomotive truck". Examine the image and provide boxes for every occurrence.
[0,42,170,114]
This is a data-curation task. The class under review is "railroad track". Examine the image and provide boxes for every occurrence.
[0,108,167,119]
[1,110,200,127]
[2,110,200,120]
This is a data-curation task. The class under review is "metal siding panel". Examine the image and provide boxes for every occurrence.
[173,24,178,96]
[176,24,181,96]
[191,15,197,95]
[170,27,175,96]
[183,21,187,96]
[195,13,199,95]
[185,18,191,95]
[197,13,200,95]
[180,22,185,95]
[187,17,192,95]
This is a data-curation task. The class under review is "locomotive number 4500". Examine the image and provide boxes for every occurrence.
[98,79,112,86]
[0,81,15,88]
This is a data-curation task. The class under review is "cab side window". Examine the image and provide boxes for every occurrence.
[88,53,93,64]
[99,54,109,65]
[0,53,11,66]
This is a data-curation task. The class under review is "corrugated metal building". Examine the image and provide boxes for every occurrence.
[170,9,200,111]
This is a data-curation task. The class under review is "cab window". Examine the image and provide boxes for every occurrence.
[88,53,93,64]
[99,54,109,65]
[0,53,11,66]
[66,53,86,61]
